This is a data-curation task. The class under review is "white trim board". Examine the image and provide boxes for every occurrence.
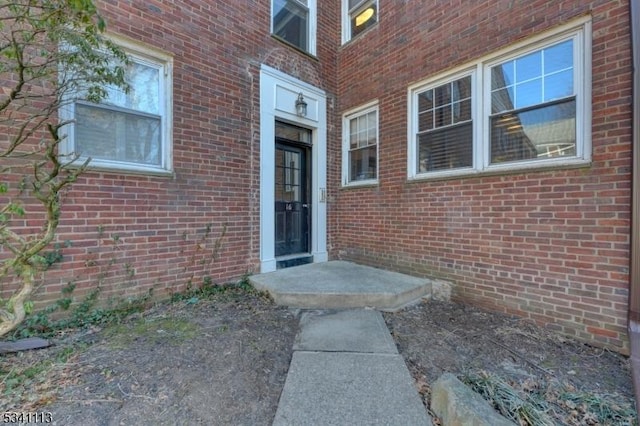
[259,65,328,273]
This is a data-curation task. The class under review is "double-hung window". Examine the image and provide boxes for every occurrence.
[342,0,378,43]
[61,38,173,174]
[416,74,473,173]
[408,20,590,179]
[343,102,378,185]
[272,0,317,55]
[489,39,577,164]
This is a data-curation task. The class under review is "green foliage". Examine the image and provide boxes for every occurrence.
[170,275,257,304]
[0,0,130,337]
[13,286,151,339]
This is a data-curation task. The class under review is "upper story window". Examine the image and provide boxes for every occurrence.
[408,19,590,179]
[61,38,173,174]
[272,0,317,55]
[342,0,378,43]
[342,101,379,185]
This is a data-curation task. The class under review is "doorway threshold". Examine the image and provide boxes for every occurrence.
[276,254,313,269]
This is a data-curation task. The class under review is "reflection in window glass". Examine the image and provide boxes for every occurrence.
[273,0,309,51]
[490,39,576,166]
[491,39,574,114]
[490,100,576,164]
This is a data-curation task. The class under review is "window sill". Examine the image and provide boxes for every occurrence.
[340,22,379,47]
[271,35,318,60]
[341,179,379,189]
[408,158,591,183]
[64,157,174,178]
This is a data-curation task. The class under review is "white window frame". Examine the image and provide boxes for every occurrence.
[271,0,317,55]
[60,36,173,175]
[342,0,378,44]
[342,101,379,186]
[407,18,591,180]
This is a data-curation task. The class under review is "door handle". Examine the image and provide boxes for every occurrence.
[302,204,309,208]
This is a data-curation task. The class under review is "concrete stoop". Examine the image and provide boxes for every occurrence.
[250,261,432,311]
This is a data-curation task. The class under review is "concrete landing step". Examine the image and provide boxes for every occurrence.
[249,261,431,311]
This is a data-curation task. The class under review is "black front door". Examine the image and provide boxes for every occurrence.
[275,142,310,257]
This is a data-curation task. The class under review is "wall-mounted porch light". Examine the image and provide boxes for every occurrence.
[295,92,307,117]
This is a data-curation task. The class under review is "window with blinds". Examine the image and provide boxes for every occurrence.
[342,102,379,185]
[60,40,172,174]
[407,20,590,179]
[416,75,473,173]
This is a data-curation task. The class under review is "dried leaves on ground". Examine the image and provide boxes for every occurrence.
[1,289,297,425]
[384,300,637,425]
[1,294,636,425]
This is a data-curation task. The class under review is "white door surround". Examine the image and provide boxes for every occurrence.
[259,65,328,273]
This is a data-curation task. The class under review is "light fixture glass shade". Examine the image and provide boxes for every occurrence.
[295,93,307,117]
[355,7,375,27]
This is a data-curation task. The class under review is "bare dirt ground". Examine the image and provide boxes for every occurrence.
[385,300,637,425]
[1,291,637,425]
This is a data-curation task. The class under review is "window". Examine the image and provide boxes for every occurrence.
[343,102,378,185]
[489,40,576,164]
[272,0,316,54]
[62,39,172,174]
[416,75,473,173]
[408,20,590,179]
[342,0,378,43]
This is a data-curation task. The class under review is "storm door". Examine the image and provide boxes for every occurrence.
[275,122,311,257]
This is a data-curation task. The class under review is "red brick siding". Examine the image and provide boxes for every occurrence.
[0,0,338,307]
[332,0,632,351]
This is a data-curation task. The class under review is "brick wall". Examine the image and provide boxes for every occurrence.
[332,0,633,351]
[0,0,338,307]
[1,0,632,353]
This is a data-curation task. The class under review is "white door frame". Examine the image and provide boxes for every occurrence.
[259,65,328,273]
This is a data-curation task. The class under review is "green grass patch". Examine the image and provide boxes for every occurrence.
[103,317,199,349]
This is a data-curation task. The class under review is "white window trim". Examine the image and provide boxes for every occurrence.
[407,17,592,180]
[407,69,478,180]
[271,0,317,55]
[59,35,173,175]
[342,100,379,187]
[342,0,378,44]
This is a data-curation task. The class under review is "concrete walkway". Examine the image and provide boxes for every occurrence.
[273,309,432,425]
